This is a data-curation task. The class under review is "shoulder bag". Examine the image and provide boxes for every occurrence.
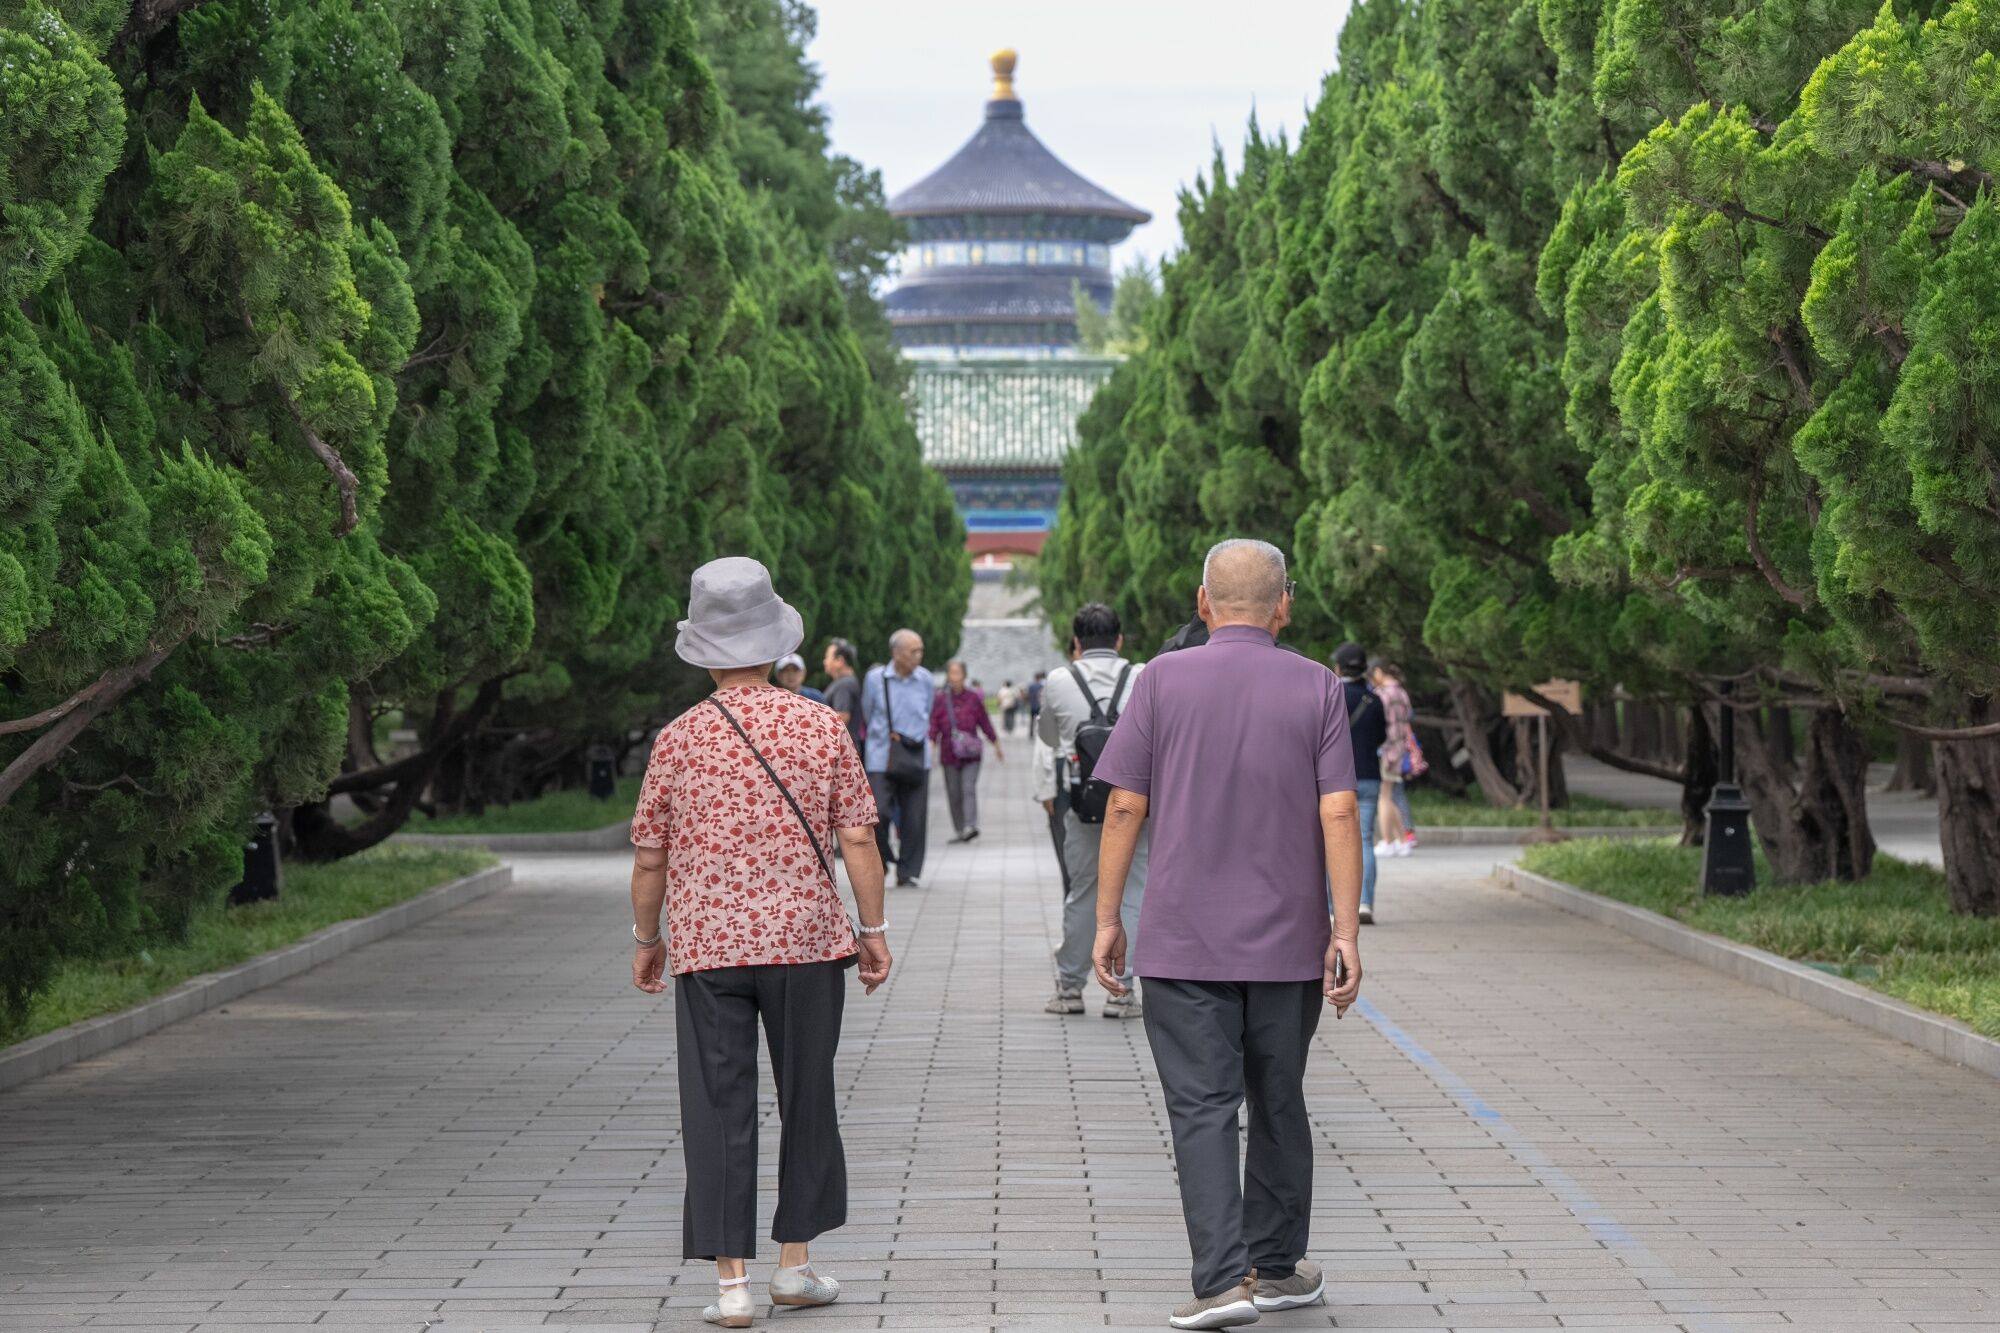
[943,690,983,763]
[881,671,927,780]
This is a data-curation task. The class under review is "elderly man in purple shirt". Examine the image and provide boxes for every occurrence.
[1089,538,1365,1331]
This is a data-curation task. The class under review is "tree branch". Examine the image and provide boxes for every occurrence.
[1422,169,1486,238]
[1694,194,1831,243]
[1513,682,1689,784]
[1892,156,1994,193]
[241,309,360,536]
[1745,465,1810,608]
[0,637,187,809]
[1768,324,1816,411]
[1884,716,2000,741]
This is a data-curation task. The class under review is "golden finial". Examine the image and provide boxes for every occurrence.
[990,48,1018,101]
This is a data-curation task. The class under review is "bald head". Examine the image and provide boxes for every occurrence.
[1200,539,1289,624]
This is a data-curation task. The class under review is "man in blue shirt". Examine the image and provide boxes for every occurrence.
[862,629,937,887]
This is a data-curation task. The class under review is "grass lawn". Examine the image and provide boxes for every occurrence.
[2,844,496,1049]
[1519,838,2000,1038]
[410,775,642,835]
[1410,787,1679,828]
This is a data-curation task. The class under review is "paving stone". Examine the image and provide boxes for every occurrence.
[3,758,1997,1332]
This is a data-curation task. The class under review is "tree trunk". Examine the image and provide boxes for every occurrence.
[1767,705,1796,768]
[1414,719,1470,797]
[1735,705,1876,883]
[1449,678,1522,807]
[289,678,504,860]
[1933,697,2000,916]
[1656,704,1683,765]
[1627,701,1658,763]
[1588,697,1621,752]
[1511,717,1537,801]
[1679,702,1718,847]
[1886,732,1936,795]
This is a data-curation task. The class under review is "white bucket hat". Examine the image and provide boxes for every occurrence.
[674,557,805,670]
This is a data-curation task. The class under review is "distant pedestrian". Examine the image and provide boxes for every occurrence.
[1038,602,1148,1020]
[821,638,863,752]
[774,652,824,704]
[931,659,1003,843]
[999,679,1021,734]
[1370,657,1420,854]
[1334,642,1388,924]
[1089,538,1363,1330]
[1027,671,1046,728]
[627,556,892,1328]
[862,630,936,888]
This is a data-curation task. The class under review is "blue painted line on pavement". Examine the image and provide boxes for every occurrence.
[1355,996,1734,1333]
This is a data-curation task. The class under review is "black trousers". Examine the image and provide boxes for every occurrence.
[675,960,848,1261]
[868,768,929,879]
[1141,977,1322,1298]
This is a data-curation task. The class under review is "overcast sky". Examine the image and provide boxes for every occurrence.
[807,1,1352,268]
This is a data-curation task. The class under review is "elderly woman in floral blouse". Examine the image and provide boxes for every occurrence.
[628,557,892,1328]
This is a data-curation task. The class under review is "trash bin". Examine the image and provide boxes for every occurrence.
[587,744,617,800]
[229,811,282,905]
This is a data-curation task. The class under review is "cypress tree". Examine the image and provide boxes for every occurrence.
[0,0,969,1019]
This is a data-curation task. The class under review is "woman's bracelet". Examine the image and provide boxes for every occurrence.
[632,923,661,947]
[856,921,888,936]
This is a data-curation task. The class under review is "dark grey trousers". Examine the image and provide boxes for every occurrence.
[1141,978,1323,1298]
[867,768,929,879]
[675,960,848,1261]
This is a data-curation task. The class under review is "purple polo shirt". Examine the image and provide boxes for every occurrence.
[1090,625,1356,982]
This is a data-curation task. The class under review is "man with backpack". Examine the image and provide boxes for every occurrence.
[1037,603,1149,1019]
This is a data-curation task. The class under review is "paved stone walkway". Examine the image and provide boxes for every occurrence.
[3,754,1997,1331]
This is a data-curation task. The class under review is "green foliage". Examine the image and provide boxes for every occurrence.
[1521,838,2000,1035]
[0,0,964,1019]
[1046,0,2000,903]
[1409,789,1677,826]
[0,844,494,1048]
[1073,259,1161,355]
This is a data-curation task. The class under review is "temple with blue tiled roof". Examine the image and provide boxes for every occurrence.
[889,50,1146,563]
[888,49,1148,357]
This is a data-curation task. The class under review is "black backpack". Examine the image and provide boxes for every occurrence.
[1066,662,1134,825]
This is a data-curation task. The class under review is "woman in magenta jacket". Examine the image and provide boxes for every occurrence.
[929,659,1004,843]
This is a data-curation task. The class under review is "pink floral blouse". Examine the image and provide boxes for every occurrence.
[631,686,878,976]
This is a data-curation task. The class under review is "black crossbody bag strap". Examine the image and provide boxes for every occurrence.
[707,698,836,890]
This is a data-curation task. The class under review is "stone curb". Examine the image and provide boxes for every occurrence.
[0,864,513,1094]
[1493,861,2000,1080]
[393,823,630,853]
[1419,824,1668,846]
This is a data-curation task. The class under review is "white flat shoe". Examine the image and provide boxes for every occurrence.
[771,1264,839,1307]
[704,1277,753,1327]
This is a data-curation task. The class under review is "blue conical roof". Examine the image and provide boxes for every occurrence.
[889,97,1148,224]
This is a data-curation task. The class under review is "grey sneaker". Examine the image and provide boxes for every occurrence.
[1170,1281,1259,1329]
[1045,987,1084,1015]
[770,1263,839,1308]
[1101,990,1142,1019]
[1252,1260,1324,1311]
